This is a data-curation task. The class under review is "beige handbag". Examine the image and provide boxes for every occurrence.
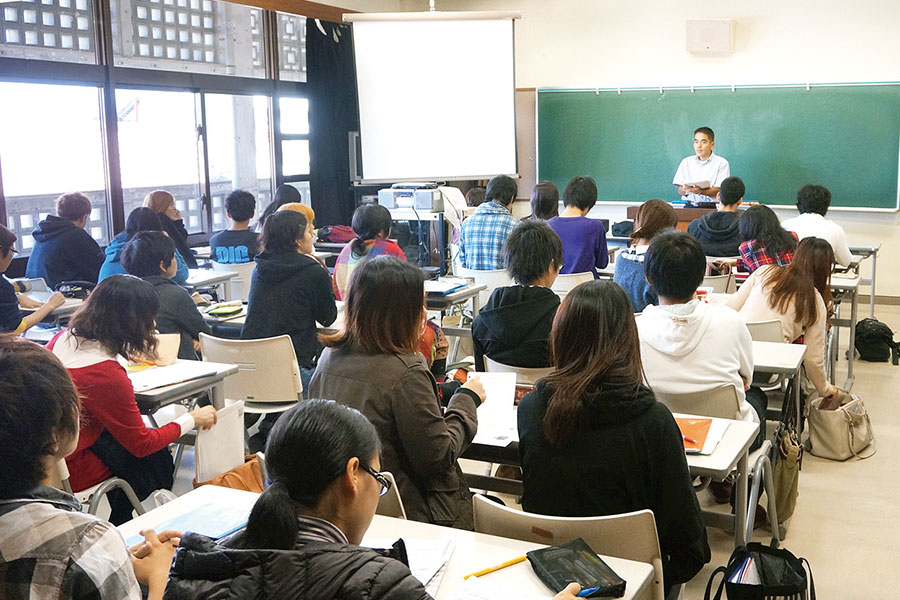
[807,390,876,461]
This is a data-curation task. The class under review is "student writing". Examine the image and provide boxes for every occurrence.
[0,224,65,334]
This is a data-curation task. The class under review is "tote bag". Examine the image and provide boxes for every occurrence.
[807,391,875,461]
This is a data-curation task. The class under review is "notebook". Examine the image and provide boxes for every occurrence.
[676,417,729,455]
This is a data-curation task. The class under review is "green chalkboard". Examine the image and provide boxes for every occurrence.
[537,85,900,209]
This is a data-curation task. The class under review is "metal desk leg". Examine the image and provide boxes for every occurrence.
[734,451,749,548]
[845,286,858,389]
[210,381,226,409]
[870,250,877,319]
[794,370,803,434]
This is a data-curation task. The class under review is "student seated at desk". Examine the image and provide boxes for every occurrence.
[737,205,798,273]
[458,175,520,270]
[547,176,609,278]
[472,220,562,371]
[310,258,486,530]
[466,186,486,207]
[528,180,560,221]
[166,400,583,600]
[517,281,710,594]
[255,183,301,233]
[636,232,765,451]
[686,176,745,257]
[121,232,211,360]
[25,192,105,288]
[332,204,406,301]
[0,224,66,334]
[0,337,176,600]
[781,184,853,267]
[143,190,198,269]
[613,198,677,312]
[209,189,259,265]
[242,210,336,391]
[100,207,189,285]
[47,275,218,524]
[727,237,838,403]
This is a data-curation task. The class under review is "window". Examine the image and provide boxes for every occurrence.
[0,0,98,63]
[0,82,109,253]
[111,0,266,78]
[205,93,272,230]
[279,95,310,179]
[276,12,305,82]
[115,88,206,232]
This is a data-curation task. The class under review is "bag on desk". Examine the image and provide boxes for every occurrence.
[807,391,876,461]
[704,542,815,600]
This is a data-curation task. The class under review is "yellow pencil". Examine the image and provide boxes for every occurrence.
[463,555,527,579]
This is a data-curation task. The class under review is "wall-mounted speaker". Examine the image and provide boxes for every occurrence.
[686,19,734,54]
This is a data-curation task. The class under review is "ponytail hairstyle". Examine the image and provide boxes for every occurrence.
[350,204,393,257]
[542,281,644,446]
[241,399,380,549]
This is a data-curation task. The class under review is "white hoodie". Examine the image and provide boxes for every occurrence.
[637,300,757,423]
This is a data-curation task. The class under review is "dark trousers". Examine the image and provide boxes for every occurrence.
[745,386,769,452]
[88,429,174,525]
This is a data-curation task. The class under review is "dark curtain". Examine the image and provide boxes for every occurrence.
[306,18,358,227]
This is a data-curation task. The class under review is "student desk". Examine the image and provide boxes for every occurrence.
[848,243,880,319]
[185,268,238,299]
[752,341,807,429]
[829,273,860,390]
[20,290,83,320]
[118,485,655,600]
[128,360,238,416]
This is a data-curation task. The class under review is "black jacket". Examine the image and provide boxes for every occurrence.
[25,216,104,288]
[159,214,198,268]
[687,211,742,257]
[241,251,337,368]
[143,276,211,359]
[471,286,560,371]
[517,381,710,588]
[164,532,431,600]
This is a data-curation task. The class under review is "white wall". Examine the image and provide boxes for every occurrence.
[395,0,900,297]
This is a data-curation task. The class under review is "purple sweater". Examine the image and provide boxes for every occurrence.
[547,216,609,278]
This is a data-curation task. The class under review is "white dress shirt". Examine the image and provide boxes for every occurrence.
[780,212,853,266]
[672,152,731,204]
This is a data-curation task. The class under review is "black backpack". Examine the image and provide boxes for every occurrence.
[855,317,900,364]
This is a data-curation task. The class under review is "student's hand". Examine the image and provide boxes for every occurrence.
[46,291,66,309]
[165,205,182,221]
[462,375,486,403]
[17,295,42,309]
[553,582,581,599]
[131,530,182,558]
[130,529,177,597]
[189,405,218,430]
[192,339,202,352]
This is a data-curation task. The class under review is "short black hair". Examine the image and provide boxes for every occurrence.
[261,209,307,254]
[694,126,715,142]
[121,231,176,278]
[226,190,256,222]
[485,175,517,206]
[503,220,563,285]
[796,184,832,216]
[644,231,707,302]
[562,176,598,211]
[719,176,745,206]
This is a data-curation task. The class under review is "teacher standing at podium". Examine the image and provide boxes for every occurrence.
[672,126,730,205]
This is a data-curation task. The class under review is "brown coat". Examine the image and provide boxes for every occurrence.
[309,345,480,529]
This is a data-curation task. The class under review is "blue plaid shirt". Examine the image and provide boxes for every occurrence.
[458,201,519,270]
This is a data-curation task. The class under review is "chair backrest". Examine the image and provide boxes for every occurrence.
[195,401,245,483]
[49,460,73,493]
[211,261,255,301]
[473,495,665,600]
[551,272,593,300]
[456,266,514,308]
[701,274,733,293]
[653,383,742,420]
[484,356,552,386]
[375,472,406,519]
[199,333,303,403]
[745,319,784,343]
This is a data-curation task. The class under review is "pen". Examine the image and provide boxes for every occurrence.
[683,435,698,445]
[462,554,526,579]
[577,587,600,598]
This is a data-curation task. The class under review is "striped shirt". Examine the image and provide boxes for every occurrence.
[0,486,140,600]
[458,201,519,270]
[294,515,349,546]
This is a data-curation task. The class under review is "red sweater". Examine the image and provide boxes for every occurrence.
[48,332,182,492]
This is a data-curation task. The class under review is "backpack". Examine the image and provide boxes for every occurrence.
[854,317,900,364]
[317,225,355,243]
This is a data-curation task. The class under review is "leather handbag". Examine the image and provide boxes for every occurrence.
[807,390,876,461]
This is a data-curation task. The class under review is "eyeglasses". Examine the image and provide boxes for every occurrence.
[360,462,392,497]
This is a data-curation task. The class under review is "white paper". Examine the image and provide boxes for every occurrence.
[471,372,518,446]
[127,362,220,392]
[362,537,454,591]
[447,577,548,600]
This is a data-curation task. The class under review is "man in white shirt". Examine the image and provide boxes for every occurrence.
[781,184,853,266]
[672,127,731,205]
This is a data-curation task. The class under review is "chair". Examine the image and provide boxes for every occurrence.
[550,272,593,300]
[211,260,255,302]
[701,274,733,293]
[456,266,514,309]
[745,319,787,389]
[198,333,303,442]
[51,460,145,518]
[484,356,552,387]
[653,385,781,545]
[195,401,245,483]
[375,472,406,519]
[473,495,666,600]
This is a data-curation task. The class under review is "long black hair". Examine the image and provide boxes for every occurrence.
[123,207,163,240]
[241,399,380,549]
[258,184,302,230]
[738,205,797,255]
[350,204,392,257]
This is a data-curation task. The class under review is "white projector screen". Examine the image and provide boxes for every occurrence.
[352,18,517,182]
